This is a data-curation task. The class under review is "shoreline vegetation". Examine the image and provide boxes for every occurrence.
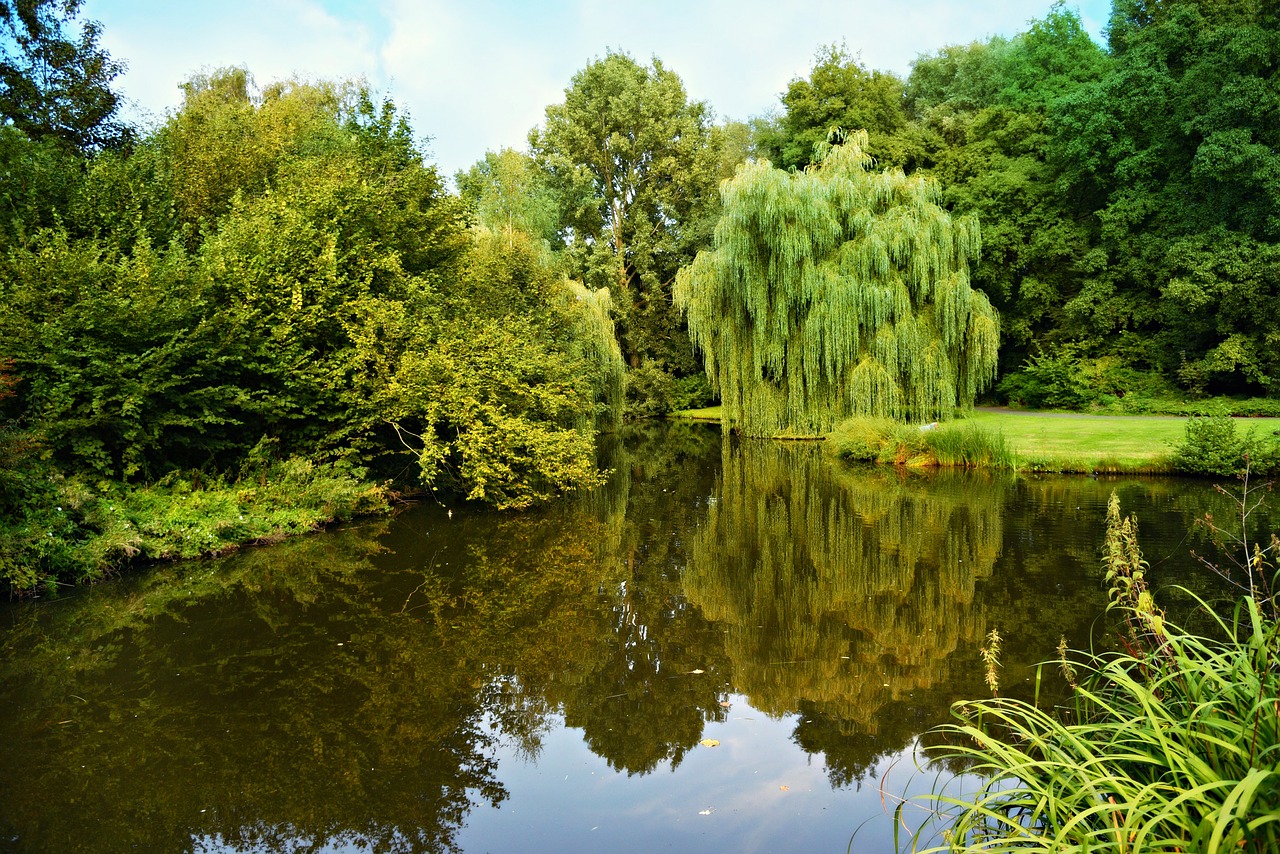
[673,406,1280,475]
[902,489,1280,853]
[1,457,392,595]
[10,407,1278,597]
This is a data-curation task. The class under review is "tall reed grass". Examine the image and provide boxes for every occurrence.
[829,417,1016,470]
[899,491,1280,853]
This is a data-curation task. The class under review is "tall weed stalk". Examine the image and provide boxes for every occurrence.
[902,491,1280,853]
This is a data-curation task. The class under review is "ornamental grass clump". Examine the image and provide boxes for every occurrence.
[905,490,1280,853]
[829,417,1014,469]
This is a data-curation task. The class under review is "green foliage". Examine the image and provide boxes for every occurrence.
[906,6,1109,378]
[384,318,607,510]
[828,416,1014,469]
[0,64,627,592]
[1172,414,1280,477]
[676,131,999,436]
[529,51,721,376]
[0,124,83,243]
[1054,0,1280,395]
[368,229,623,509]
[456,147,560,245]
[1111,396,1280,417]
[0,0,129,151]
[914,495,1280,853]
[1,455,388,594]
[764,43,915,171]
[623,358,715,420]
[997,346,1092,409]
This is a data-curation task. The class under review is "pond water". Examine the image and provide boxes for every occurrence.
[0,422,1268,853]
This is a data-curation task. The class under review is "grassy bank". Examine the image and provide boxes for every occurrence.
[2,457,391,595]
[672,405,1280,473]
[967,409,1186,472]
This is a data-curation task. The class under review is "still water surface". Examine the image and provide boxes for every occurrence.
[1,423,1263,853]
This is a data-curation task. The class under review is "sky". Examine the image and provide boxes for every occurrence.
[82,0,1113,181]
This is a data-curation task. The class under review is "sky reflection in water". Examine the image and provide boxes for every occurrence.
[0,422,1256,853]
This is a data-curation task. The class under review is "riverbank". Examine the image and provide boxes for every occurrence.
[1,457,391,595]
[671,406,1280,473]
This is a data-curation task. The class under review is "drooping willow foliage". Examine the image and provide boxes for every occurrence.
[674,131,999,436]
[681,439,1003,734]
[565,281,626,427]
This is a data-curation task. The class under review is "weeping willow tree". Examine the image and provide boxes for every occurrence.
[674,130,999,436]
[565,280,625,427]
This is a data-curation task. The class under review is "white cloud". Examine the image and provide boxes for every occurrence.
[84,0,1112,175]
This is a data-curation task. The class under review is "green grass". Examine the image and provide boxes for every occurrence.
[968,410,1280,473]
[902,493,1280,854]
[673,405,1280,473]
[671,405,724,422]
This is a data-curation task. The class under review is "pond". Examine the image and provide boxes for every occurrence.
[0,422,1267,853]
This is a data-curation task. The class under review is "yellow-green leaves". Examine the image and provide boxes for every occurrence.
[675,131,999,437]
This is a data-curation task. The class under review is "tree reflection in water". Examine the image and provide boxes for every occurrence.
[0,423,1253,851]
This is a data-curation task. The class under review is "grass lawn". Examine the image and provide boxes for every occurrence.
[672,405,1280,473]
[965,410,1188,472]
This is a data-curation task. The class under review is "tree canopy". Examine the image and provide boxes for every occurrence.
[675,131,999,436]
[758,44,916,172]
[0,0,127,150]
[529,51,720,381]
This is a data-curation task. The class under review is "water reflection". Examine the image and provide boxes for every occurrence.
[0,424,1262,852]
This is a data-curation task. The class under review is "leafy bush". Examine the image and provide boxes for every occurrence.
[1111,395,1280,417]
[829,417,1014,468]
[1172,414,1279,476]
[997,347,1091,409]
[2,457,389,595]
[624,360,712,420]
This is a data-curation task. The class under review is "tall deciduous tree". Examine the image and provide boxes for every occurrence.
[0,0,127,150]
[763,44,919,172]
[675,131,999,436]
[1055,0,1280,394]
[529,51,720,373]
[456,147,559,247]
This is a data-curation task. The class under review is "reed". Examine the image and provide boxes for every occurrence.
[828,417,1016,470]
[901,492,1280,853]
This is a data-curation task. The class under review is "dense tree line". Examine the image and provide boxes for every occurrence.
[2,0,1278,591]
[754,0,1280,407]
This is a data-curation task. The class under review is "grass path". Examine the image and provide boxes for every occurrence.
[672,405,1280,473]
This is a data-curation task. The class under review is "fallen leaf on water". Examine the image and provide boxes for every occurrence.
[699,738,720,747]
[719,700,731,708]
[779,785,790,791]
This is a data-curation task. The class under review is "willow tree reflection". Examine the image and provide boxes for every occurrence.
[678,439,1013,785]
[684,439,1003,723]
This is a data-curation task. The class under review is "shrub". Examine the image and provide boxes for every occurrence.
[997,347,1090,409]
[624,359,712,420]
[829,417,1014,469]
[1172,414,1279,476]
[2,456,389,595]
